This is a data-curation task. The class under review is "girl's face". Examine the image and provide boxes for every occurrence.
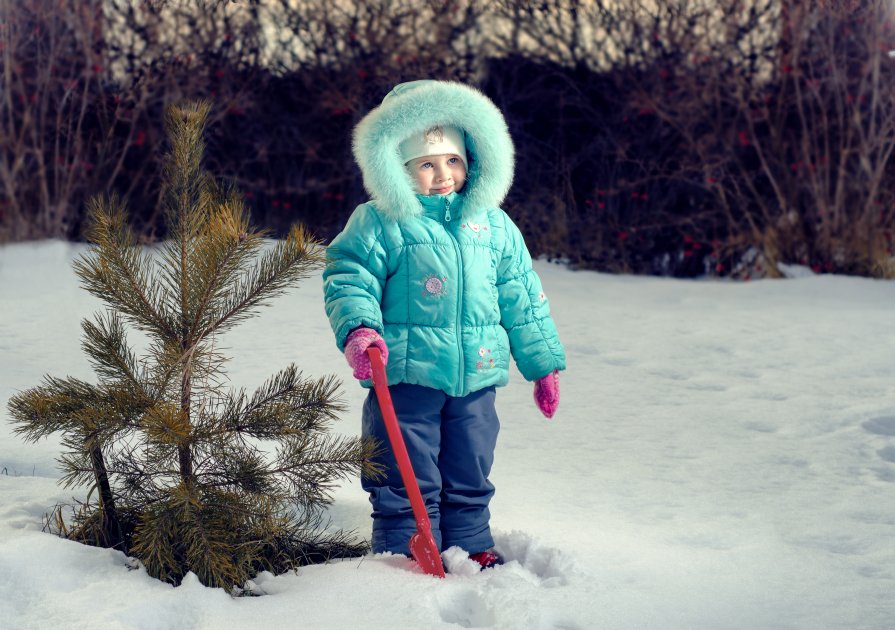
[406,154,467,196]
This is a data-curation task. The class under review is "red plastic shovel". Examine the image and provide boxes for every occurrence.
[366,347,446,578]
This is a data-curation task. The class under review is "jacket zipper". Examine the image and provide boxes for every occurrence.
[443,196,464,391]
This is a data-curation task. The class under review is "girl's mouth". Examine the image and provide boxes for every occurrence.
[431,186,453,194]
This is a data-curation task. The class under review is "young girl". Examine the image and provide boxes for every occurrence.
[323,80,565,569]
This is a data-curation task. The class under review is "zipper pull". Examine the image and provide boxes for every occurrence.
[444,198,452,222]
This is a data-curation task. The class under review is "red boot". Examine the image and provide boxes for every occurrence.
[469,550,503,570]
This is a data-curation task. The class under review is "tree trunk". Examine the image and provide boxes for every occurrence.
[88,442,125,550]
[178,356,194,485]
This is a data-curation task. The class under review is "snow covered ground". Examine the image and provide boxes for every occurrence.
[1,240,894,629]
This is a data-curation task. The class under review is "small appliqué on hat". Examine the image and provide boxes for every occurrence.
[422,274,448,298]
[424,126,444,144]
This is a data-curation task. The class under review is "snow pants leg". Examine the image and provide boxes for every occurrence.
[361,384,500,556]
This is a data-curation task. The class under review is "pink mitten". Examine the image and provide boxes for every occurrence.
[344,327,388,380]
[533,370,560,418]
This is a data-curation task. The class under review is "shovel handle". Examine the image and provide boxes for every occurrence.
[366,347,432,532]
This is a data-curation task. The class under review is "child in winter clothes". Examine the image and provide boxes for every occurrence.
[323,80,565,567]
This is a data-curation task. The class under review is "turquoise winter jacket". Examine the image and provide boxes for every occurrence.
[323,80,565,397]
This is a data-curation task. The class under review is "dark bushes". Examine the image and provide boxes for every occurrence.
[2,0,893,277]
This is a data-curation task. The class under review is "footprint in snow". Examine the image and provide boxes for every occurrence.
[437,539,579,629]
[862,416,895,436]
[492,530,575,587]
[439,531,574,586]
[743,420,777,433]
[861,416,895,468]
[437,589,496,628]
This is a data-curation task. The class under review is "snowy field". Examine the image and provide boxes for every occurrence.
[1,240,894,630]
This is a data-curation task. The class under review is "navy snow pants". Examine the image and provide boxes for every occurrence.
[361,384,500,555]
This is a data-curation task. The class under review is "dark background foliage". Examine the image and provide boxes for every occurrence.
[2,0,894,278]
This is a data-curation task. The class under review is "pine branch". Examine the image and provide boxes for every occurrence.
[263,516,369,568]
[193,450,273,495]
[202,225,324,337]
[271,433,382,508]
[81,311,147,393]
[211,368,344,440]
[6,377,139,444]
[10,377,151,453]
[109,438,157,502]
[162,101,213,245]
[147,337,191,400]
[74,195,177,341]
[158,101,215,345]
[282,373,346,432]
[8,376,100,441]
[183,513,240,589]
[185,185,265,342]
[142,401,192,447]
[171,484,253,589]
[131,500,179,585]
[56,450,98,489]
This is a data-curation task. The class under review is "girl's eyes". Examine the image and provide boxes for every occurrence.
[420,158,459,169]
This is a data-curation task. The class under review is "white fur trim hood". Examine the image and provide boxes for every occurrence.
[352,80,515,220]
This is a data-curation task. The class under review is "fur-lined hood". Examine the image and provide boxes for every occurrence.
[352,80,515,220]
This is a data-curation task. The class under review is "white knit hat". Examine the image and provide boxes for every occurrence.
[399,124,468,169]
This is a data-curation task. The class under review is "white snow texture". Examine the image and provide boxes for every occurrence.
[1,240,894,629]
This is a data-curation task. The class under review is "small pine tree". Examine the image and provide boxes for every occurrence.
[7,101,380,590]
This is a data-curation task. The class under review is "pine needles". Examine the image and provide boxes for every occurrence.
[7,101,381,591]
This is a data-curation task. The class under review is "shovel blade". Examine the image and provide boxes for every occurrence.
[409,531,446,578]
